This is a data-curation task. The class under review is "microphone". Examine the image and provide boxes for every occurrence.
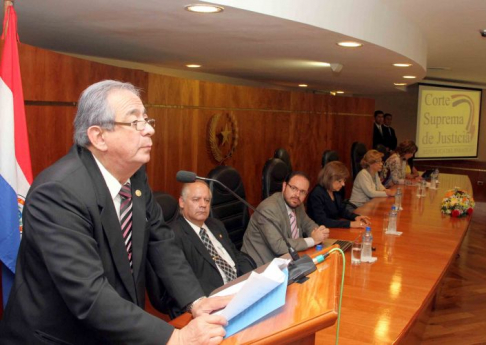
[176,170,197,183]
[176,170,299,260]
[176,170,317,284]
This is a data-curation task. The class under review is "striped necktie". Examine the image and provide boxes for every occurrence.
[199,228,236,282]
[289,210,299,239]
[119,183,133,270]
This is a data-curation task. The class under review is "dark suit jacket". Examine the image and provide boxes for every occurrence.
[307,185,359,228]
[241,192,318,267]
[146,216,255,317]
[0,146,204,345]
[373,123,386,149]
[383,125,397,151]
[172,217,255,295]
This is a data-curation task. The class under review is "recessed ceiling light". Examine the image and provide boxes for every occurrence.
[394,83,407,86]
[330,91,337,96]
[403,76,416,79]
[393,63,412,67]
[335,91,344,94]
[186,64,201,68]
[299,84,308,87]
[337,41,362,48]
[312,62,331,67]
[184,4,224,13]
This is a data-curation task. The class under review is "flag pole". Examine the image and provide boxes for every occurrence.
[3,1,13,34]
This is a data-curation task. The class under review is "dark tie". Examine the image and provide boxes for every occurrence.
[289,211,299,239]
[199,228,236,282]
[119,183,133,269]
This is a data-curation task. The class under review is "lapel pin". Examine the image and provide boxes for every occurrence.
[135,190,142,197]
[219,234,223,239]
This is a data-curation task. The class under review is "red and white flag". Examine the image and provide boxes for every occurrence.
[0,5,33,307]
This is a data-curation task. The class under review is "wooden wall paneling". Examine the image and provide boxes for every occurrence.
[19,43,148,103]
[26,106,75,177]
[146,107,201,198]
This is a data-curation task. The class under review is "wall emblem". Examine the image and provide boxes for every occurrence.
[208,112,239,163]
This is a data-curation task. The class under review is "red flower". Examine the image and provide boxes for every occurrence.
[451,209,461,217]
[467,208,474,215]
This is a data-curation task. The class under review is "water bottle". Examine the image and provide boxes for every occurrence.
[395,187,402,210]
[360,227,373,262]
[388,205,398,233]
[432,168,440,188]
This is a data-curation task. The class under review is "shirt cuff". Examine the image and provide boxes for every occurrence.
[304,237,315,248]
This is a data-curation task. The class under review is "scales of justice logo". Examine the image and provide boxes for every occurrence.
[451,94,476,139]
[208,112,239,163]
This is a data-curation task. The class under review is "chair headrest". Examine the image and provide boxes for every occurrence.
[153,192,179,224]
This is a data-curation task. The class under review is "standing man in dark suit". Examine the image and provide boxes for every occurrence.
[372,110,386,149]
[383,113,398,151]
[0,80,229,345]
[174,181,255,296]
[241,171,329,267]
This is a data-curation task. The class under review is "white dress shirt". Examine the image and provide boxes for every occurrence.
[184,217,236,283]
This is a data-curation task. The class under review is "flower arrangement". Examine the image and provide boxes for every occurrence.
[441,188,475,217]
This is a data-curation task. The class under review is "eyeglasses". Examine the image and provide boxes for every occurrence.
[372,160,383,164]
[114,118,156,131]
[287,183,308,197]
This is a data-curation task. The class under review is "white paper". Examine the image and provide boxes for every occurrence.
[385,231,403,236]
[213,258,290,321]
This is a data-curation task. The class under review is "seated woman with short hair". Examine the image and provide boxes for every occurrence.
[349,149,395,208]
[381,140,418,187]
[308,161,370,228]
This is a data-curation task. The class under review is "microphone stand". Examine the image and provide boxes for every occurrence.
[185,173,316,284]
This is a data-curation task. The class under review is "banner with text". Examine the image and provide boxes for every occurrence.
[416,84,481,159]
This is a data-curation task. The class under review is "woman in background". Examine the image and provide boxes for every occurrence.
[308,161,370,228]
[349,149,395,208]
[381,140,418,187]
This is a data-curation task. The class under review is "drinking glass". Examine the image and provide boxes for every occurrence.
[351,242,362,265]
[420,180,427,197]
[383,212,389,232]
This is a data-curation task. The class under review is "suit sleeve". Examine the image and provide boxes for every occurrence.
[356,171,387,197]
[253,202,310,254]
[339,197,359,224]
[307,189,351,228]
[297,206,318,237]
[146,187,205,310]
[211,219,256,274]
[24,182,175,345]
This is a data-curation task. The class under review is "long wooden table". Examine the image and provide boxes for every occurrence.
[313,173,473,344]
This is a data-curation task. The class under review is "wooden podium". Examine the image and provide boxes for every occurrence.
[169,246,341,344]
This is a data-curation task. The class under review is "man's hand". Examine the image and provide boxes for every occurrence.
[191,295,233,318]
[168,314,227,345]
[355,215,371,226]
[311,225,329,244]
[385,189,396,197]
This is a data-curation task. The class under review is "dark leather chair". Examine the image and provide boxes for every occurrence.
[350,142,367,180]
[375,144,389,161]
[262,157,290,200]
[146,191,180,317]
[321,150,339,167]
[274,148,292,172]
[153,191,179,224]
[207,165,249,250]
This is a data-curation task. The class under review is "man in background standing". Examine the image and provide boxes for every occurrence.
[383,113,398,151]
[372,110,386,149]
